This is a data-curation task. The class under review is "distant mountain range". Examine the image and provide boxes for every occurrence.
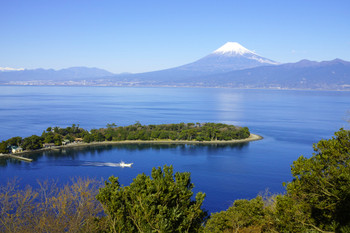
[183,58,350,90]
[0,67,114,82]
[1,42,349,90]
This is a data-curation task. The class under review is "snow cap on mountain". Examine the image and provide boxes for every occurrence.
[0,67,25,72]
[213,42,257,56]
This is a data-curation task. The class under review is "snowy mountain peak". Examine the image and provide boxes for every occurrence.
[0,67,25,72]
[213,42,256,56]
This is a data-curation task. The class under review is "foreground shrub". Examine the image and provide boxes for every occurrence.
[0,177,105,233]
[205,196,277,233]
[283,128,350,232]
[96,165,208,233]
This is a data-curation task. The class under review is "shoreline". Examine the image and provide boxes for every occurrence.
[0,133,263,159]
[1,84,349,92]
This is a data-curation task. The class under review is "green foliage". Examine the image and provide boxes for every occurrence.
[107,123,117,128]
[204,129,350,232]
[6,136,22,147]
[0,141,9,154]
[53,134,62,146]
[1,123,251,154]
[97,122,250,142]
[22,135,43,150]
[96,165,207,233]
[204,196,272,233]
[64,134,75,142]
[93,132,105,142]
[43,132,54,143]
[83,134,95,143]
[285,128,350,232]
[272,194,312,233]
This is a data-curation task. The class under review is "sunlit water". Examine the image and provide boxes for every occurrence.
[0,86,349,212]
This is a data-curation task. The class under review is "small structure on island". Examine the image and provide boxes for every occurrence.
[11,146,23,154]
[62,139,70,145]
[74,138,83,143]
[43,143,55,148]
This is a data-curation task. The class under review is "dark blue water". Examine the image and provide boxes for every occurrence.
[0,86,349,212]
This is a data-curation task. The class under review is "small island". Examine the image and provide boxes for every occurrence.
[0,122,262,159]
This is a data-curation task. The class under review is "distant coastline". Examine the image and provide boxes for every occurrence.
[1,83,349,92]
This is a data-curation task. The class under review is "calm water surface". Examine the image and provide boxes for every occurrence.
[0,86,349,212]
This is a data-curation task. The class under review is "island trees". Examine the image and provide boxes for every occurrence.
[0,141,8,154]
[1,123,252,155]
[96,165,207,233]
[22,135,42,150]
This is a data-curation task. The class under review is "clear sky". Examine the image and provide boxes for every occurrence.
[1,0,349,73]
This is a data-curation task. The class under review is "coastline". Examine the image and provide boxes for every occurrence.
[0,133,263,159]
[1,84,349,92]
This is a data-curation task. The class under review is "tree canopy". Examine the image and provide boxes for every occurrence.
[285,128,350,232]
[96,165,207,233]
[205,128,350,232]
[0,122,250,154]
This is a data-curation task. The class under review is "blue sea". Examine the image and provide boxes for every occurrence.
[0,86,349,212]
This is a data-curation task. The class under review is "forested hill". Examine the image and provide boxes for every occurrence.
[0,123,251,154]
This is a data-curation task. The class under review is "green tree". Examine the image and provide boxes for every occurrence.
[64,134,74,142]
[22,135,42,150]
[83,134,94,143]
[107,123,117,128]
[284,128,350,232]
[6,137,22,147]
[105,133,113,141]
[158,130,169,139]
[53,134,62,146]
[205,196,269,233]
[150,130,160,139]
[96,165,207,233]
[44,134,54,143]
[273,194,311,232]
[238,127,250,139]
[93,132,105,142]
[0,141,9,154]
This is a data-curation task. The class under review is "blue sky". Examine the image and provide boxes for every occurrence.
[1,0,349,73]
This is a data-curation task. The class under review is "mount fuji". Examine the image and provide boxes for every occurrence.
[109,42,279,82]
[176,42,279,73]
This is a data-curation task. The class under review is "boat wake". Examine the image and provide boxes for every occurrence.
[82,161,133,168]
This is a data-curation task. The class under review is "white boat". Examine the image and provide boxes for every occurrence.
[119,161,133,167]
